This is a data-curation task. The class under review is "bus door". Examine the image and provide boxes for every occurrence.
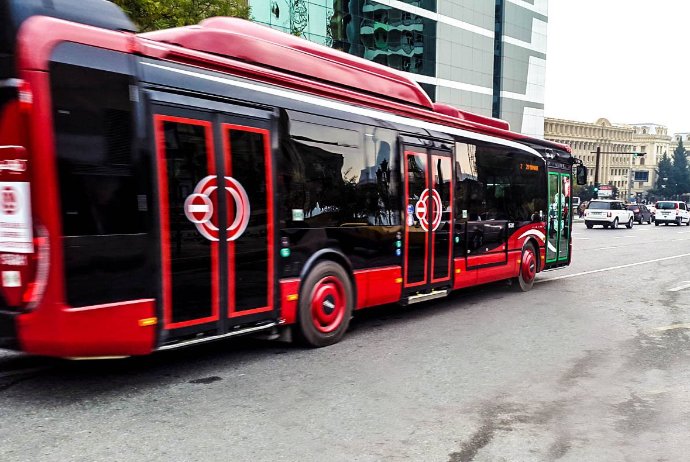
[545,168,571,266]
[402,140,454,295]
[152,101,275,340]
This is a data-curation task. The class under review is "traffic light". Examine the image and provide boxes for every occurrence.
[633,152,646,157]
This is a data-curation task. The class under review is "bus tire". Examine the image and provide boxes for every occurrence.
[514,243,537,292]
[296,260,353,347]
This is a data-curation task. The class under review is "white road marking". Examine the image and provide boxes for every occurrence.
[668,281,690,292]
[651,323,690,332]
[613,236,635,239]
[537,253,690,283]
[584,237,690,252]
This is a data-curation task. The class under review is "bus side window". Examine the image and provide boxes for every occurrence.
[456,142,545,224]
[455,142,482,221]
[279,112,399,227]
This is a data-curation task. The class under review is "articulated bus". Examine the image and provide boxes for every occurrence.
[0,0,585,357]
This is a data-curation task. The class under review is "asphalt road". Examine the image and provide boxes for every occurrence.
[2,221,690,462]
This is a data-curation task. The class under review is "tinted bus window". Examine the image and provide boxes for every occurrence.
[50,57,152,307]
[52,63,142,236]
[456,142,546,222]
[279,112,399,227]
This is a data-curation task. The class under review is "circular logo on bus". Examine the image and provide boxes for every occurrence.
[1,186,18,215]
[415,188,443,232]
[184,175,250,241]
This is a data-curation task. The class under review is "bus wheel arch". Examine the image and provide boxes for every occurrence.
[296,259,354,347]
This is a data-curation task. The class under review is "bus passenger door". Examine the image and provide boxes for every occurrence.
[153,106,223,336]
[217,114,276,329]
[152,101,276,342]
[546,170,571,266]
[403,144,454,295]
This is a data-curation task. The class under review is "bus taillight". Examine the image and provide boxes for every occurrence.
[17,80,33,114]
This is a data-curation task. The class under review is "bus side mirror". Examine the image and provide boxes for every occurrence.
[576,165,587,185]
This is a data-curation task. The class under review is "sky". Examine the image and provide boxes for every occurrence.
[545,0,690,135]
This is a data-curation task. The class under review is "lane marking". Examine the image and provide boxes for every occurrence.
[581,237,690,252]
[651,323,690,332]
[668,281,690,292]
[613,236,635,239]
[537,253,690,283]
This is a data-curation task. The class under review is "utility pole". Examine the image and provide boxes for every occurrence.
[594,146,601,185]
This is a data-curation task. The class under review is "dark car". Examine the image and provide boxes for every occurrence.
[626,204,652,224]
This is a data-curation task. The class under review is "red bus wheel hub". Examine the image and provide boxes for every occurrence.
[310,276,346,334]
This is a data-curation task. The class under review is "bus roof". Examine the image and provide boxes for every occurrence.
[140,17,435,111]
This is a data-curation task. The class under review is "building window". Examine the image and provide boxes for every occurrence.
[634,171,649,182]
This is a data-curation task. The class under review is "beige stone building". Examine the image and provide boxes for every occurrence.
[628,124,671,193]
[544,118,636,194]
[669,133,690,155]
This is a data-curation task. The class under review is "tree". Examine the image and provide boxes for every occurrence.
[111,0,250,32]
[573,184,597,202]
[654,152,673,198]
[670,140,690,197]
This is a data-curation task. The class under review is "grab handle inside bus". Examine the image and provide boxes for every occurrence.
[576,165,587,185]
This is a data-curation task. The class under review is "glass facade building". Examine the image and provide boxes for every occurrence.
[249,0,548,137]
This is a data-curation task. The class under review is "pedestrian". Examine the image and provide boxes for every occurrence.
[578,203,585,218]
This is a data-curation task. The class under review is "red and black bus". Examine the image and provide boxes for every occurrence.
[0,0,585,357]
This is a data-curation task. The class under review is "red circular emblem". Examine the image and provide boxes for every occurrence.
[184,175,250,241]
[415,188,443,232]
[1,186,18,215]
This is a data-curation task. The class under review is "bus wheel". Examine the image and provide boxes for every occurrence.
[515,244,537,292]
[297,261,353,347]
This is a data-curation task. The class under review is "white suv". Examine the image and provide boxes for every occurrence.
[654,201,690,226]
[584,200,634,229]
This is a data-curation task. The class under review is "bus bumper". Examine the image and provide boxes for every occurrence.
[15,299,157,358]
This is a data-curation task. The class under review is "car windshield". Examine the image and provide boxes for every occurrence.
[626,205,639,210]
[656,202,677,210]
[587,202,610,210]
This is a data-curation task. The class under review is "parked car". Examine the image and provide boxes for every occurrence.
[584,200,635,229]
[646,204,656,221]
[572,196,581,215]
[626,204,652,224]
[654,201,690,226]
